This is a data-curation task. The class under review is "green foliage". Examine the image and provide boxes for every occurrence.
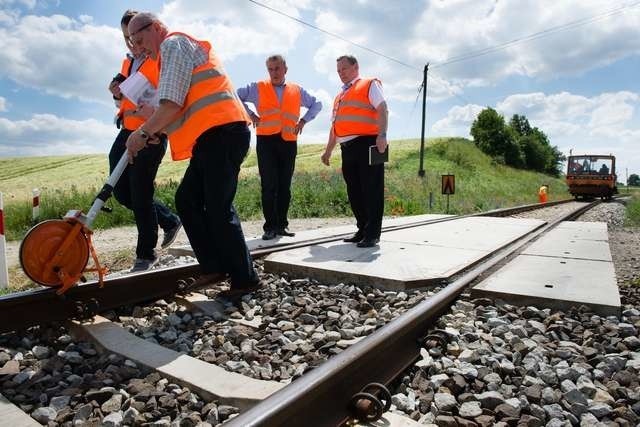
[1,139,571,241]
[629,174,640,187]
[625,194,640,226]
[470,108,517,163]
[470,109,564,176]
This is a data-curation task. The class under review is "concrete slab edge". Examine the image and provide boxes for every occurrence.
[68,316,284,410]
[0,393,40,426]
[469,288,621,317]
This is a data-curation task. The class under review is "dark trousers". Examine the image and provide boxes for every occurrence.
[340,136,384,240]
[108,128,180,260]
[175,122,258,288]
[256,134,297,232]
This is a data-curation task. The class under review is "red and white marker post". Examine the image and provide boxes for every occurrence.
[32,188,40,223]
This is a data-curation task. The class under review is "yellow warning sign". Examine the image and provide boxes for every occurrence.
[442,174,455,195]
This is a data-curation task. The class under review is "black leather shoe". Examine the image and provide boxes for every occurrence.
[356,238,379,248]
[262,230,277,240]
[343,232,364,243]
[276,228,295,237]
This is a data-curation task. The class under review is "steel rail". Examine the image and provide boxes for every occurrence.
[0,199,575,334]
[224,201,598,427]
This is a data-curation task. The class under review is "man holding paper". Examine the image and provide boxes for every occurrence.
[124,12,261,299]
[108,10,181,273]
[321,55,388,248]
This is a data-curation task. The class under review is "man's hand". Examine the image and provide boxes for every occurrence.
[294,118,306,135]
[250,112,260,128]
[109,80,121,98]
[376,134,387,153]
[321,150,332,166]
[136,104,155,120]
[125,130,148,163]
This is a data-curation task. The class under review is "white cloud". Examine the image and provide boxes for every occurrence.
[0,96,7,112]
[158,0,307,62]
[0,113,115,157]
[431,104,484,135]
[0,0,36,8]
[433,90,640,173]
[412,0,640,85]
[0,14,123,104]
[308,0,640,97]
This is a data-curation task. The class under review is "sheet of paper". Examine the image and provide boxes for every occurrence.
[118,72,159,107]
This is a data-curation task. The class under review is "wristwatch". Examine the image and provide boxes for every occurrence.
[139,129,152,141]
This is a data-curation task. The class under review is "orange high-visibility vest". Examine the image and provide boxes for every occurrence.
[332,78,380,137]
[116,57,134,122]
[538,186,548,203]
[162,32,250,160]
[121,57,160,131]
[256,81,301,142]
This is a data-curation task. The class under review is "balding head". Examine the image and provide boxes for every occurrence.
[128,12,167,60]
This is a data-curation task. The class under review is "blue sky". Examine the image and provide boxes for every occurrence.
[1,0,639,177]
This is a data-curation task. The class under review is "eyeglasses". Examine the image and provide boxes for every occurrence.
[129,22,152,46]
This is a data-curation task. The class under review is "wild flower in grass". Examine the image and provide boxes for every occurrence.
[389,199,405,216]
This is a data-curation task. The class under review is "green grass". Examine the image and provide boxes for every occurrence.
[1,138,572,241]
[625,193,640,227]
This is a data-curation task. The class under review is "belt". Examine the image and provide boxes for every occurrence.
[340,138,361,148]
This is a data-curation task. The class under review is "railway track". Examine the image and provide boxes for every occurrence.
[0,199,574,334]
[3,198,628,426]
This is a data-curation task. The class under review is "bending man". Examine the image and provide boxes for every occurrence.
[125,12,260,298]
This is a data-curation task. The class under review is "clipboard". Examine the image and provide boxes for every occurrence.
[369,145,389,165]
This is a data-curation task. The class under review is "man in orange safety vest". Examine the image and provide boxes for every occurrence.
[237,55,322,240]
[321,55,389,248]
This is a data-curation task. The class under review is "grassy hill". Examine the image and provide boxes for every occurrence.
[0,138,569,240]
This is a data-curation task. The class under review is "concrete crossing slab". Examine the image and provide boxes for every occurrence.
[550,221,609,241]
[472,221,620,316]
[264,216,545,290]
[168,214,451,257]
[472,254,619,316]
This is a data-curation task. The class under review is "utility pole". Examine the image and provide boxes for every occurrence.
[418,63,429,177]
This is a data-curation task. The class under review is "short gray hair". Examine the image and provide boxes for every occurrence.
[266,55,286,66]
[336,55,358,65]
[129,12,164,32]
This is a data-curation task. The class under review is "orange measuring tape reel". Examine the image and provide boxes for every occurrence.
[19,152,129,295]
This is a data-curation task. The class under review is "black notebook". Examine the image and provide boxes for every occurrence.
[369,145,389,165]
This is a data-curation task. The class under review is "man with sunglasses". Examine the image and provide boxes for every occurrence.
[108,9,181,273]
[125,12,261,299]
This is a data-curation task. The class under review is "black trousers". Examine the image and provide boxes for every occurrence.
[175,122,258,288]
[108,128,180,260]
[340,135,384,240]
[256,134,297,232]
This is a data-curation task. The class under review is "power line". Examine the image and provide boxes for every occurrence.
[246,0,420,71]
[431,1,640,69]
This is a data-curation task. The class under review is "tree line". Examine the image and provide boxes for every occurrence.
[470,108,565,177]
